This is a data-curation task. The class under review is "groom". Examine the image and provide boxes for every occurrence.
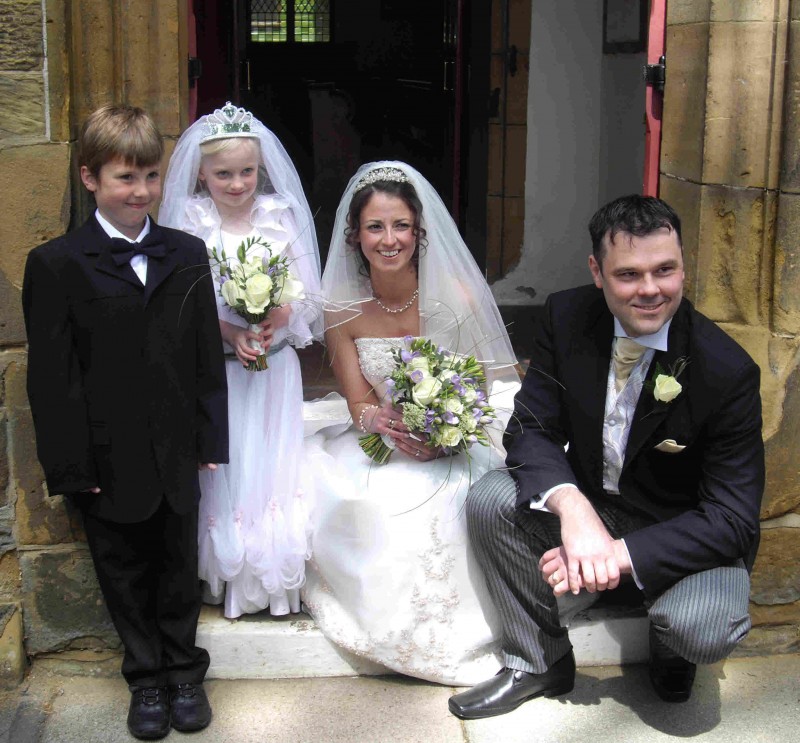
[449,195,764,719]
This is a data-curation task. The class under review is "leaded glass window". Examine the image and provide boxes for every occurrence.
[250,1,331,43]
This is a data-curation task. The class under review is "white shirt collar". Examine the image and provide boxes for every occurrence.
[94,209,151,243]
[613,317,671,352]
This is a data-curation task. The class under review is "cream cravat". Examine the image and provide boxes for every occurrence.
[613,337,647,393]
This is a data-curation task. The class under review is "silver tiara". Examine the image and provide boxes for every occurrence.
[353,166,409,193]
[200,102,257,143]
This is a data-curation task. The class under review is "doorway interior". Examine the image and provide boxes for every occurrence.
[191,0,491,268]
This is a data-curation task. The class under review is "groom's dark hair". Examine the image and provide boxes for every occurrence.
[589,195,682,267]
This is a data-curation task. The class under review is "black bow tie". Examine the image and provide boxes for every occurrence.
[110,233,166,265]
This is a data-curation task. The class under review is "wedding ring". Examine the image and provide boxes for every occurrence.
[414,450,420,457]
[551,573,559,585]
[389,419,395,429]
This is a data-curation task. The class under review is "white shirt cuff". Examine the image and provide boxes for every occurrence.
[621,538,643,590]
[530,483,576,513]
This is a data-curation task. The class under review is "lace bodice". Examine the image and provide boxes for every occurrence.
[354,337,407,401]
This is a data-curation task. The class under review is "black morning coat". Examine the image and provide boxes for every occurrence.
[504,285,765,597]
[22,215,229,524]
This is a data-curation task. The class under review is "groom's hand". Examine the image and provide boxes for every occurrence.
[547,486,621,595]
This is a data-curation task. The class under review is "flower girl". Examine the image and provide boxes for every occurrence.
[161,102,322,618]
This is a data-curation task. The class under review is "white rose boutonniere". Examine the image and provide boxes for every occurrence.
[654,374,682,402]
[650,357,689,404]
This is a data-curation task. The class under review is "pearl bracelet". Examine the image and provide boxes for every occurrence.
[358,404,379,433]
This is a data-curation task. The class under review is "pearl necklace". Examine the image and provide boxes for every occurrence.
[373,288,419,314]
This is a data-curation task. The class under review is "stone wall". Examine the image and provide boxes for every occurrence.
[661,0,800,655]
[0,0,186,686]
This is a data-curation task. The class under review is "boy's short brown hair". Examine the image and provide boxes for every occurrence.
[79,104,164,177]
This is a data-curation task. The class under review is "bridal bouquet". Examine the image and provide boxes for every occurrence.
[359,336,497,463]
[208,236,305,371]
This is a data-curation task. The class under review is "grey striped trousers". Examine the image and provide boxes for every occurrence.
[467,470,752,674]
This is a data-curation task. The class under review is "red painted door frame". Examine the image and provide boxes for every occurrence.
[643,0,667,196]
[188,0,198,122]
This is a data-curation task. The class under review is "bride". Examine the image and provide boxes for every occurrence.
[302,162,520,685]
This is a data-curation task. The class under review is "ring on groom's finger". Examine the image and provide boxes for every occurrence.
[551,573,559,585]
[414,450,420,457]
[389,419,395,429]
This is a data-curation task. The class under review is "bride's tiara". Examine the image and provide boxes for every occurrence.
[353,166,409,193]
[200,101,257,143]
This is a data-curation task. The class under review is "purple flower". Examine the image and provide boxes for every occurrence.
[404,335,414,345]
[466,434,478,443]
[475,390,486,402]
[219,275,228,285]
[400,349,420,364]
[454,384,466,397]
[443,411,459,425]
[472,408,483,420]
[385,378,396,388]
[409,369,424,384]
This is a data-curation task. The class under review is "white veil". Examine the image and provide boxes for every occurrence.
[160,103,322,340]
[323,160,518,391]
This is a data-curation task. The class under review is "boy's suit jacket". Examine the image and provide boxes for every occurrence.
[504,285,764,597]
[22,215,229,524]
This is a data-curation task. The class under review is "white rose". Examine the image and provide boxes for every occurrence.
[243,273,273,313]
[439,425,463,448]
[443,398,464,415]
[438,369,458,383]
[654,374,682,403]
[407,356,430,374]
[461,415,477,433]
[462,387,477,404]
[412,377,443,406]
[274,274,305,305]
[220,280,244,307]
[242,256,263,278]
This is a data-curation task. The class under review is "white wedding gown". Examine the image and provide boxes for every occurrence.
[302,337,519,685]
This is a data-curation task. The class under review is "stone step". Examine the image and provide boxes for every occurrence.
[197,604,650,681]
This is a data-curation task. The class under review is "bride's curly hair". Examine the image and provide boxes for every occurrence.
[344,180,428,279]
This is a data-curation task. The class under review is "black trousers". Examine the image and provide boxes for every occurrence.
[80,497,210,688]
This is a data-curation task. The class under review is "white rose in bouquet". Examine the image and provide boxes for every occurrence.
[244,273,273,314]
[274,273,305,304]
[407,356,430,374]
[221,279,244,308]
[443,398,464,415]
[438,369,459,383]
[412,377,443,406]
[242,255,264,278]
[439,425,463,448]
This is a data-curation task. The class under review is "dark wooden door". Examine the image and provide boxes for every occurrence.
[192,1,486,266]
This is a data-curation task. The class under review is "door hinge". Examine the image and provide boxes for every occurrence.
[188,57,202,88]
[643,55,666,92]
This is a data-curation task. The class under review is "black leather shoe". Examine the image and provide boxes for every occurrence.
[127,687,170,740]
[169,683,212,732]
[448,651,575,720]
[649,627,696,703]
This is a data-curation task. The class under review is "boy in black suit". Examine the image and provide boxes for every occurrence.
[22,105,228,740]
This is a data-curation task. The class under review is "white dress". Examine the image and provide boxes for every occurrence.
[302,337,520,685]
[197,194,318,618]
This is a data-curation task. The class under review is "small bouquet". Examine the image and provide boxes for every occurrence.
[208,236,305,371]
[359,336,498,463]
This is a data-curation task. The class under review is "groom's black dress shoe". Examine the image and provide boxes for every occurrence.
[169,682,212,732]
[649,627,696,703]
[448,651,575,719]
[127,686,170,740]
